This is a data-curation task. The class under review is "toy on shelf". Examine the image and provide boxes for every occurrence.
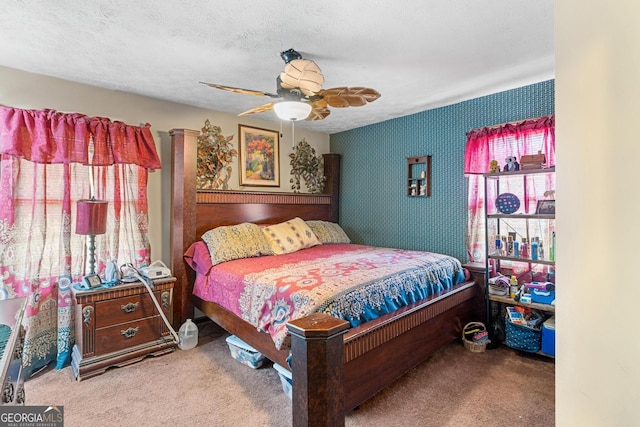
[503,156,520,172]
[520,151,547,170]
[489,160,500,173]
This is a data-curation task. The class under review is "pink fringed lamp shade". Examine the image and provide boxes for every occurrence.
[75,199,108,235]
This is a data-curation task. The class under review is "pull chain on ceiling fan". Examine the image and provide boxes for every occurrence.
[200,48,381,122]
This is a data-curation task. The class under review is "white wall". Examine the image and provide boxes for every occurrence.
[0,65,330,266]
[556,1,640,425]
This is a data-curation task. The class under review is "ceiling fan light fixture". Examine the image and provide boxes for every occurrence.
[273,101,312,121]
[203,49,380,122]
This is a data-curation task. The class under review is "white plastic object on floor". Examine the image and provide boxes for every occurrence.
[178,318,199,350]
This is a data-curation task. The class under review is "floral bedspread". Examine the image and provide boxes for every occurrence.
[191,244,464,349]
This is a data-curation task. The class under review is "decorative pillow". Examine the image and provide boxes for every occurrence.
[306,220,351,244]
[201,222,273,266]
[262,217,321,255]
[184,241,214,275]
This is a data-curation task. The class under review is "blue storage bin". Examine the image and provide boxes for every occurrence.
[225,335,265,369]
[530,289,555,305]
[273,363,292,399]
[541,316,555,356]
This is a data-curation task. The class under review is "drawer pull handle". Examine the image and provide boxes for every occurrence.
[121,327,139,339]
[161,291,170,308]
[121,302,139,313]
[82,306,94,326]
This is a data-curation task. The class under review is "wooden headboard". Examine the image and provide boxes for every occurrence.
[169,128,341,326]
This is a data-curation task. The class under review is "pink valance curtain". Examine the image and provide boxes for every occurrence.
[0,106,161,169]
[464,115,555,174]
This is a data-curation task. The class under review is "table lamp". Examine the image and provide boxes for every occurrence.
[76,198,108,277]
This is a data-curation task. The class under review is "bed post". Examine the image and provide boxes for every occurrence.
[462,262,487,321]
[169,128,199,327]
[287,314,350,427]
[322,153,341,222]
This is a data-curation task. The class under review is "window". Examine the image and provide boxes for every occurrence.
[0,106,161,376]
[464,115,555,267]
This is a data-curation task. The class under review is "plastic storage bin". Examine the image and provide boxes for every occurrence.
[530,289,555,305]
[541,315,556,356]
[225,335,265,369]
[273,363,292,399]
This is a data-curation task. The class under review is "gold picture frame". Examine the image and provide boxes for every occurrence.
[238,125,280,187]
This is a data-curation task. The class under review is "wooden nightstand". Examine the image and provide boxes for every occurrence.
[71,277,177,380]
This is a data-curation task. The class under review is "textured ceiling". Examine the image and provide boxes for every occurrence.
[0,0,554,134]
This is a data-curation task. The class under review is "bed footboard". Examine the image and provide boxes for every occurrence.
[286,281,479,426]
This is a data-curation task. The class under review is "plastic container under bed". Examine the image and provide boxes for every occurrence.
[273,363,293,399]
[225,335,266,369]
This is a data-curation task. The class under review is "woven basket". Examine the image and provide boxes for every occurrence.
[462,322,490,353]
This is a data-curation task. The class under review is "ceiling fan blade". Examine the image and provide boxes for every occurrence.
[238,102,276,116]
[304,99,330,121]
[318,87,381,108]
[307,106,331,121]
[200,82,280,98]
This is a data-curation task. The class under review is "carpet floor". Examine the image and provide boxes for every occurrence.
[23,320,555,427]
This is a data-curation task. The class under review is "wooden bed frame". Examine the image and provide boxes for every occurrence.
[169,128,485,426]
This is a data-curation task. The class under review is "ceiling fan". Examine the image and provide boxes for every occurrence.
[200,48,381,121]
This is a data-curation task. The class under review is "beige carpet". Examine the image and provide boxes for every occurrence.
[24,320,555,427]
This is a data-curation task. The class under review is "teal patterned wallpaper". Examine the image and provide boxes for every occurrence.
[330,79,555,262]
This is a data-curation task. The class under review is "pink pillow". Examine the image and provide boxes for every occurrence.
[184,241,214,275]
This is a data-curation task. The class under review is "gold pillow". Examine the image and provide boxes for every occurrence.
[262,217,321,255]
[201,222,273,266]
[306,220,351,244]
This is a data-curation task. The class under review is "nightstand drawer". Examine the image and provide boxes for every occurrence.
[96,316,161,355]
[95,291,163,328]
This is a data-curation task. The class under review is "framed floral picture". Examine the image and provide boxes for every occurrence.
[238,125,280,187]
